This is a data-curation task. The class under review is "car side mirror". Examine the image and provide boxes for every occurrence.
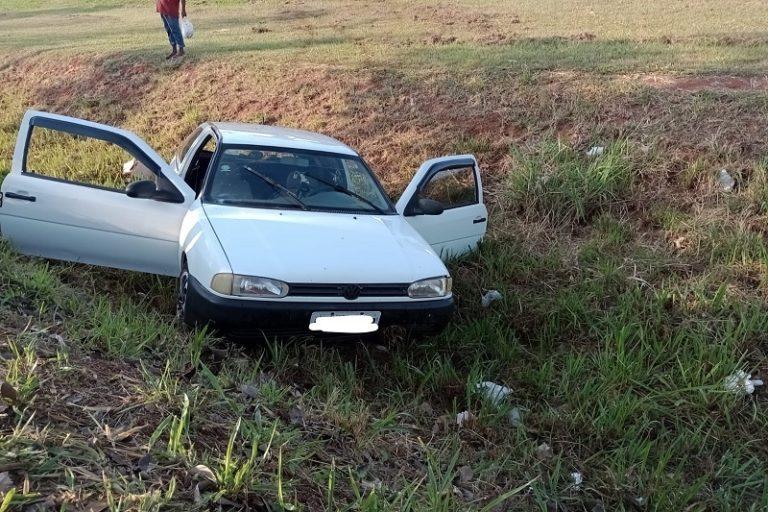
[126,180,157,199]
[406,196,445,216]
[126,180,183,203]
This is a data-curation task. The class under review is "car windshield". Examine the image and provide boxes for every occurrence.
[204,146,394,214]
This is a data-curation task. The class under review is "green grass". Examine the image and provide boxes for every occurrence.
[1,0,768,510]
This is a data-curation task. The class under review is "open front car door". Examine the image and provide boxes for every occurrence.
[396,155,487,259]
[0,110,194,276]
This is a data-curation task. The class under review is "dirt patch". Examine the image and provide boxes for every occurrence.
[637,74,768,92]
[0,53,159,124]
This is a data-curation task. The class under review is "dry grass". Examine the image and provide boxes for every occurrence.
[1,0,768,510]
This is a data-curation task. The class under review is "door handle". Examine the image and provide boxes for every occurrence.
[473,217,486,224]
[6,192,36,202]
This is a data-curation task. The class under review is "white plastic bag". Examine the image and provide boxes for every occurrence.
[181,17,194,39]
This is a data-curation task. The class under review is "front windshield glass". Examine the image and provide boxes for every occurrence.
[204,146,394,214]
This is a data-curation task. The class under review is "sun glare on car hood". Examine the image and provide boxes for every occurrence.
[202,204,446,284]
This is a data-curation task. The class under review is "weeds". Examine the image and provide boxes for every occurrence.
[0,0,768,510]
[506,140,633,224]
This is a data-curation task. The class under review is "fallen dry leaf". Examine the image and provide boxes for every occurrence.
[1,382,18,402]
[83,500,108,512]
[190,464,216,483]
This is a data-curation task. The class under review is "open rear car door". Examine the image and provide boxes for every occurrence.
[396,155,487,259]
[0,110,194,276]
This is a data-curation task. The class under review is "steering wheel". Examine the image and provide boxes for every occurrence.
[286,170,318,199]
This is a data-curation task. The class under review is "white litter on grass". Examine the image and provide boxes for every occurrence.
[719,169,736,192]
[456,410,475,427]
[535,442,553,460]
[570,472,583,490]
[508,407,522,427]
[724,370,764,395]
[585,146,605,157]
[481,290,503,307]
[476,381,511,405]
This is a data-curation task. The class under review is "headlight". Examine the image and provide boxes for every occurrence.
[408,276,452,298]
[210,274,289,298]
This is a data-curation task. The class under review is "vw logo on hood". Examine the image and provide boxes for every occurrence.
[341,285,363,300]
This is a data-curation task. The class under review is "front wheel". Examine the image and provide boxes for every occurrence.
[176,263,195,327]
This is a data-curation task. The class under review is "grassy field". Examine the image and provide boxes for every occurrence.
[1,0,768,510]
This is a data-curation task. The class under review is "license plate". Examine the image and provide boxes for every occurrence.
[309,311,381,333]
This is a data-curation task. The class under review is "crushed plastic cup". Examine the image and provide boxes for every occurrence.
[718,169,735,192]
[508,407,522,427]
[456,410,475,427]
[481,290,502,308]
[585,146,605,157]
[476,381,511,405]
[724,370,763,395]
[570,472,583,490]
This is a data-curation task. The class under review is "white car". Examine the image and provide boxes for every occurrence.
[0,110,488,335]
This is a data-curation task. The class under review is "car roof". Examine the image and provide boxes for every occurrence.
[208,122,358,156]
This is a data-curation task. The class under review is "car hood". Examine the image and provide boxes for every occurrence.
[203,204,448,284]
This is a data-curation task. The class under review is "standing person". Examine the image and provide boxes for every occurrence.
[157,0,187,59]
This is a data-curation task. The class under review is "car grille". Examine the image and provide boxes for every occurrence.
[288,283,409,298]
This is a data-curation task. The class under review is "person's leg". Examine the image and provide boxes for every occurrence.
[161,14,177,58]
[166,15,185,57]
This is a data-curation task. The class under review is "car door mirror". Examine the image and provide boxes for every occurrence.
[126,180,157,199]
[406,196,445,216]
[127,180,185,203]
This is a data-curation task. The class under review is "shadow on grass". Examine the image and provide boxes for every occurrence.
[0,3,123,21]
[400,37,768,73]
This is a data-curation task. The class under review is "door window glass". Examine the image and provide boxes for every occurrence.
[176,126,203,164]
[184,136,217,195]
[24,126,155,191]
[420,166,477,208]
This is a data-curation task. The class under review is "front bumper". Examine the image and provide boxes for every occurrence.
[186,277,454,334]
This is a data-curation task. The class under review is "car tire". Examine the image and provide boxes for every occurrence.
[177,263,195,327]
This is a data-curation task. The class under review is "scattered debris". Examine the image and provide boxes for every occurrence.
[476,381,511,405]
[135,453,153,474]
[718,169,736,192]
[361,478,382,491]
[724,370,763,395]
[456,465,474,485]
[239,383,259,399]
[585,146,605,157]
[570,471,583,490]
[481,290,503,307]
[536,442,553,460]
[456,410,475,427]
[0,472,14,493]
[508,407,522,427]
[289,405,305,425]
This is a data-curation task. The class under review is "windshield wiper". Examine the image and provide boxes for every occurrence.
[242,165,308,211]
[299,173,387,214]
